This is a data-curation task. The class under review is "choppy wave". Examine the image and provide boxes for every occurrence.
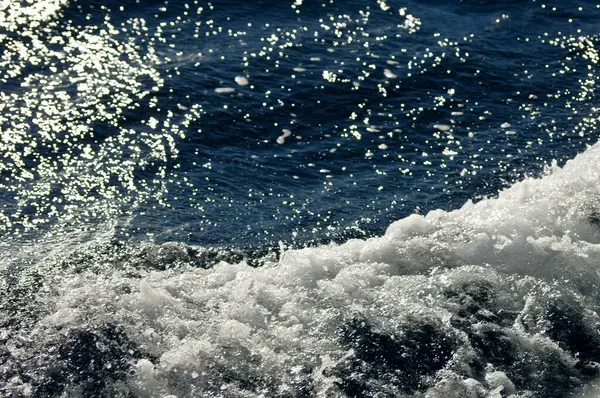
[2,139,600,397]
[4,0,600,397]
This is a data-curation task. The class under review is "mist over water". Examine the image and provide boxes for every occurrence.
[3,0,600,397]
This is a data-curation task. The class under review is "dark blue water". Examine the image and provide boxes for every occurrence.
[2,0,599,249]
[4,1,600,397]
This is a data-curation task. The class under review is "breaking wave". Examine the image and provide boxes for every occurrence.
[3,141,600,397]
[4,1,600,397]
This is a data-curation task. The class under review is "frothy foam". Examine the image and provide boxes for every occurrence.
[3,2,600,395]
[2,142,600,397]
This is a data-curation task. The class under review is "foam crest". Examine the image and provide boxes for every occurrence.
[361,144,600,286]
[1,143,599,397]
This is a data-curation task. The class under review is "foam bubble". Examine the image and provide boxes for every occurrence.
[434,124,452,132]
[235,76,249,86]
[383,68,397,79]
[215,87,236,93]
[5,142,600,396]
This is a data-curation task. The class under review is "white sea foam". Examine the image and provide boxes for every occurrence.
[1,0,599,395]
[215,87,236,94]
[235,76,249,86]
[434,123,452,132]
[276,128,293,144]
[4,144,600,397]
[383,68,397,79]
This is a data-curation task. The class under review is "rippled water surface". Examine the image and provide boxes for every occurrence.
[1,0,599,246]
[4,0,600,397]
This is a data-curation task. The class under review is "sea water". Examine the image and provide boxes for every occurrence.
[3,0,600,397]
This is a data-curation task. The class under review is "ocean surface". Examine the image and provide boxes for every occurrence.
[3,0,600,396]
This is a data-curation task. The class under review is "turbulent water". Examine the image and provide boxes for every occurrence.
[3,0,600,397]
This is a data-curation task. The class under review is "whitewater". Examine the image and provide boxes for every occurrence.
[1,140,600,397]
[4,0,600,397]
